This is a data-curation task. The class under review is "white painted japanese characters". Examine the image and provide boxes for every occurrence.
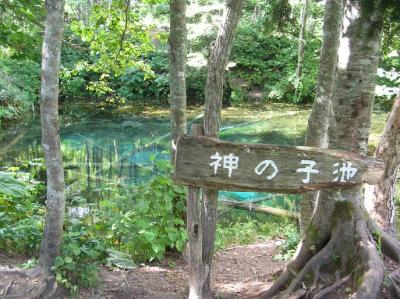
[174,135,384,193]
[209,153,358,184]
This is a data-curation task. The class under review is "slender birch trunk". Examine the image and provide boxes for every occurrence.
[301,0,344,231]
[295,0,310,86]
[38,0,66,278]
[169,0,187,162]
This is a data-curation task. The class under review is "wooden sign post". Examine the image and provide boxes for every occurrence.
[174,134,384,297]
[174,135,383,192]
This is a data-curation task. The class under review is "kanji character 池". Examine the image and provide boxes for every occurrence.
[332,162,358,182]
[296,160,320,184]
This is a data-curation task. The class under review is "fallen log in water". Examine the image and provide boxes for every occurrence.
[219,198,299,220]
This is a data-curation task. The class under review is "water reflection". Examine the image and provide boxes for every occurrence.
[0,116,300,212]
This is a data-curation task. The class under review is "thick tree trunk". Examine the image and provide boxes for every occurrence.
[294,0,310,86]
[365,96,400,235]
[186,0,244,298]
[301,0,344,231]
[38,0,66,278]
[169,0,187,162]
[330,3,382,154]
[260,2,388,298]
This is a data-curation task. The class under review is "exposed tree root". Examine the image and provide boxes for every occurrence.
[367,218,400,263]
[313,272,352,299]
[259,194,398,299]
[388,268,400,298]
[0,268,67,299]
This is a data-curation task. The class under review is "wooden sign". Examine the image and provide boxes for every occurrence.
[173,135,384,193]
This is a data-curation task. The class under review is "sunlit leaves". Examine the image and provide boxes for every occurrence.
[0,0,44,59]
[71,0,155,77]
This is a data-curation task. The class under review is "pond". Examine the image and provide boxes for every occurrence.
[0,111,321,214]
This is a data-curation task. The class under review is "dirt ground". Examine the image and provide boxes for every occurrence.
[0,241,285,299]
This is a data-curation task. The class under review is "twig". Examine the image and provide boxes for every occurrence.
[313,273,352,299]
[117,0,131,58]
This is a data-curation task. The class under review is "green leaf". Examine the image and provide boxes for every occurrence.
[175,239,185,252]
[144,231,156,242]
[167,231,177,242]
[151,243,164,254]
[64,256,73,264]
[106,249,136,270]
[0,172,29,198]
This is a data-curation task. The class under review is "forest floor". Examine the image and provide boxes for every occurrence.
[0,240,284,299]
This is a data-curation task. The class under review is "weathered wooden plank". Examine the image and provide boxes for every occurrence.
[174,135,384,193]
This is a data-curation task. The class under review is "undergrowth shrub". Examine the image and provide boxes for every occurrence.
[0,171,45,254]
[0,58,40,124]
[94,171,187,262]
[230,20,321,104]
[52,225,106,293]
[274,223,300,261]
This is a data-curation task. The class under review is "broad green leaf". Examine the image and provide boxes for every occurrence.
[0,172,29,198]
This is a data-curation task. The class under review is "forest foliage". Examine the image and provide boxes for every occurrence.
[1,0,397,125]
[0,0,399,294]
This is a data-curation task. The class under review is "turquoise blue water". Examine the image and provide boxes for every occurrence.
[0,116,300,212]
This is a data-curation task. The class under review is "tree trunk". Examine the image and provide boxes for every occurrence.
[365,96,400,235]
[260,2,395,298]
[301,0,344,231]
[169,0,187,162]
[38,0,66,278]
[294,0,310,87]
[305,0,343,149]
[186,0,244,298]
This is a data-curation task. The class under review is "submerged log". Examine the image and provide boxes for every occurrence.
[219,199,299,220]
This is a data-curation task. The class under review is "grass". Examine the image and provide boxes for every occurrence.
[215,207,299,251]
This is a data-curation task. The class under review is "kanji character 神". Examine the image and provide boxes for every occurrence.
[209,152,239,178]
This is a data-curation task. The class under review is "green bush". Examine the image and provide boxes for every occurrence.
[95,172,187,262]
[52,226,106,293]
[0,171,45,254]
[229,17,321,104]
[116,52,170,105]
[274,223,300,261]
[0,58,40,124]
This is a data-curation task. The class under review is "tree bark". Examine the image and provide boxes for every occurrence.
[188,0,244,297]
[261,2,388,298]
[301,0,344,231]
[294,0,310,86]
[169,0,187,162]
[38,0,66,278]
[305,0,343,149]
[204,0,244,138]
[365,96,400,235]
[330,1,382,155]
